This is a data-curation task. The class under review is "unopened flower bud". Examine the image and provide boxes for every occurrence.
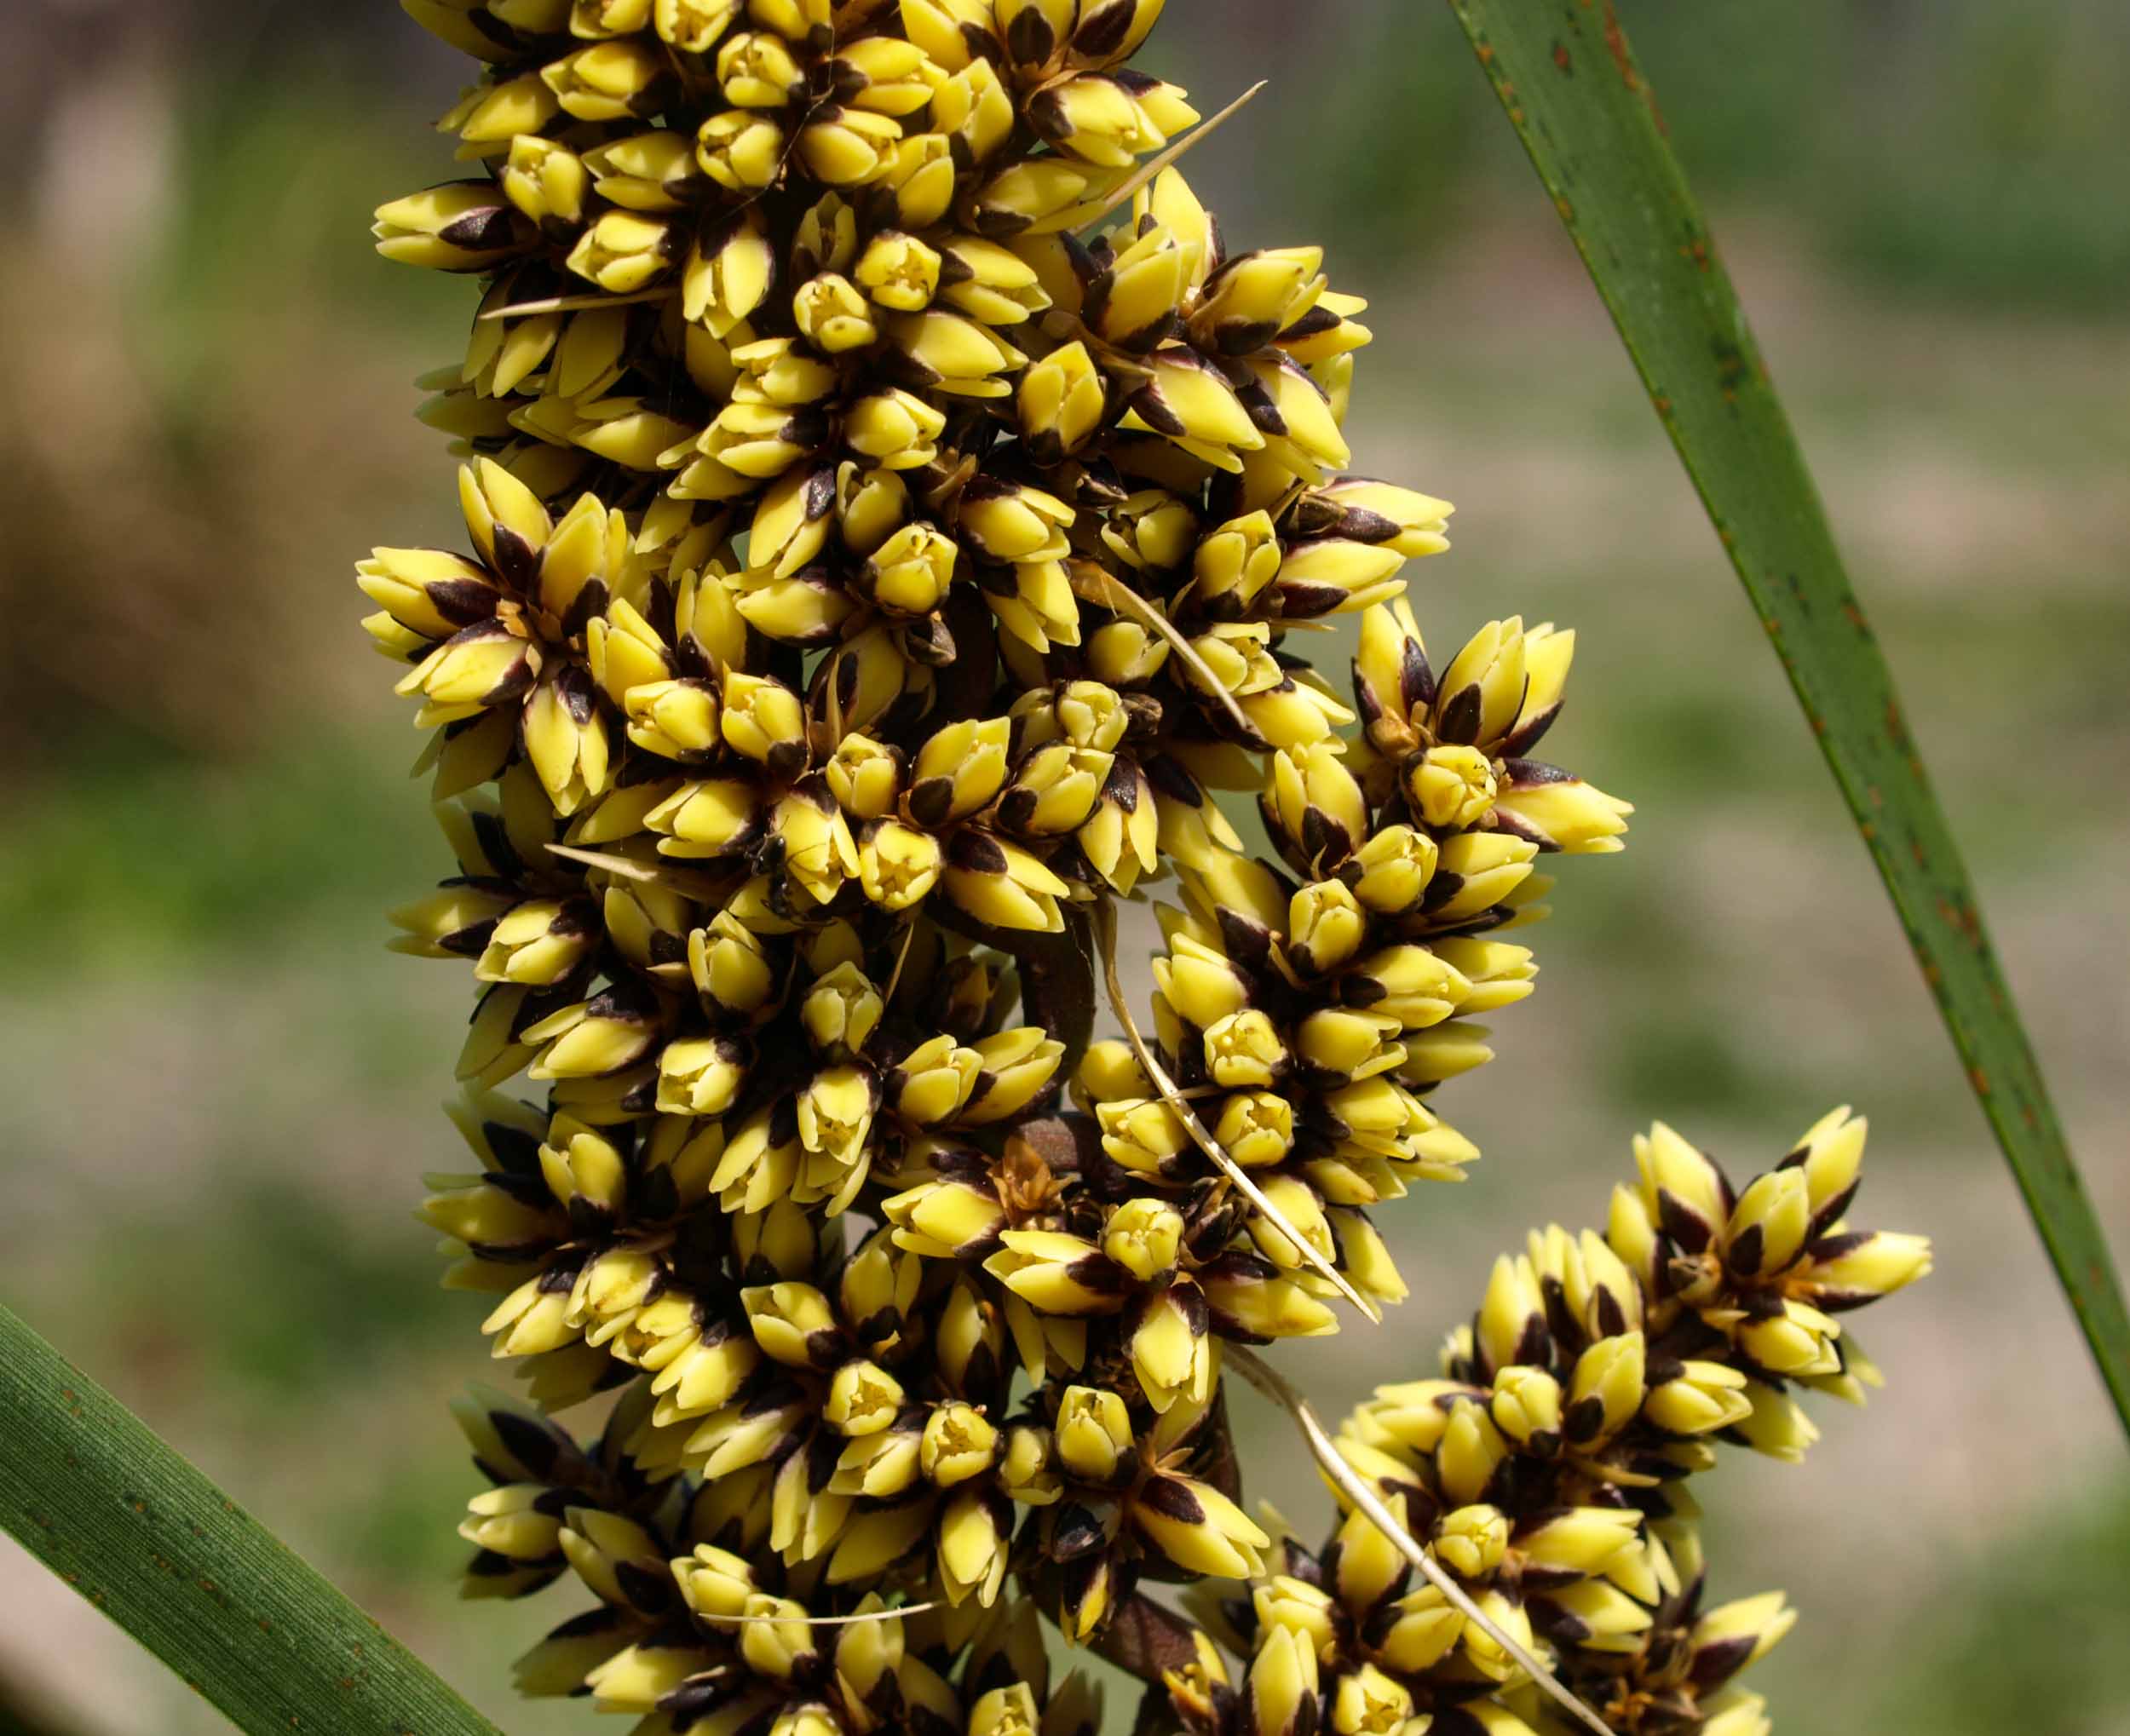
[1019,340,1107,463]
[1434,1503,1510,1580]
[695,107,786,190]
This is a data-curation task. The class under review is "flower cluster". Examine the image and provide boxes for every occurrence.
[451,1378,1109,1736]
[1156,1110,1930,1736]
[355,3,1917,1733]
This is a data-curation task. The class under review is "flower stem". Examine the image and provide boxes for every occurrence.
[1225,1344,1614,1736]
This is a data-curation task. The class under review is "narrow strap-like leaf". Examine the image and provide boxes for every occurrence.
[1445,0,2130,1434]
[0,1302,504,1736]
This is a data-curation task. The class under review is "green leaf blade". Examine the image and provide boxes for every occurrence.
[0,1302,504,1736]
[1446,0,2130,1434]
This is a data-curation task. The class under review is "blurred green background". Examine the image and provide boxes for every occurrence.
[2,0,2127,1731]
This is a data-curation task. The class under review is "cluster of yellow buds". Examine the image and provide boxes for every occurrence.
[343,4,1951,1734]
[451,1381,1108,1734]
[1152,1110,1929,1736]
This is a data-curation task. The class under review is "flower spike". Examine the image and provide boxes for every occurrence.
[349,6,1906,1734]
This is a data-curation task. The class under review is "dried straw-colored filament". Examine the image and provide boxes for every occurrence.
[1089,572,1264,748]
[476,285,674,322]
[545,842,730,901]
[694,1601,940,1628]
[882,915,921,1005]
[1068,81,1270,233]
[544,842,674,882]
[1224,1346,1615,1736]
[1091,899,1381,1325]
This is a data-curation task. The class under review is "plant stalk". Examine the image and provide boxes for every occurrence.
[0,1302,503,1736]
[1447,0,2130,1436]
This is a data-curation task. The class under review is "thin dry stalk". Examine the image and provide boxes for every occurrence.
[694,1601,939,1628]
[1089,572,1264,747]
[1068,82,1269,233]
[1224,1345,1614,1736]
[1091,900,1380,1324]
[544,842,734,901]
[476,287,673,322]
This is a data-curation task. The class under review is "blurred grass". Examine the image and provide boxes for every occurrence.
[0,729,425,974]
[1854,1481,2130,1730]
[1160,0,2130,314]
[1,2,2127,1732]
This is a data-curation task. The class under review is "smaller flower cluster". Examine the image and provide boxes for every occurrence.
[1154,1108,1930,1736]
[1043,602,1633,1356]
[452,1379,1109,1736]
